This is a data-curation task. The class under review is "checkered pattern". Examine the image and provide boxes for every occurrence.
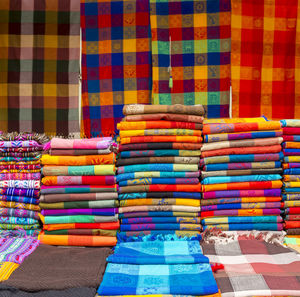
[202,239,300,296]
[81,0,152,138]
[150,0,231,118]
[231,0,300,119]
[0,0,80,136]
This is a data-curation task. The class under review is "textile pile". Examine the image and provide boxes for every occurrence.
[117,104,204,237]
[0,133,48,237]
[39,138,119,246]
[281,119,300,238]
[200,118,284,231]
[97,236,220,296]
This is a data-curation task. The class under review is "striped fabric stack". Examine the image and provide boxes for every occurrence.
[39,137,119,246]
[0,133,47,237]
[281,120,300,236]
[200,118,284,231]
[117,104,204,237]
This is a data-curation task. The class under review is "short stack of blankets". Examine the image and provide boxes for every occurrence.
[0,133,47,237]
[39,137,119,246]
[117,104,204,237]
[281,119,300,236]
[200,118,284,231]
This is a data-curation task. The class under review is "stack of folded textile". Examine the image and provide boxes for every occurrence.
[200,119,284,231]
[281,119,300,236]
[0,133,48,237]
[39,137,119,246]
[117,104,204,237]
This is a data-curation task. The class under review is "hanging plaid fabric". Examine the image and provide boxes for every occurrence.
[231,0,300,119]
[150,0,231,118]
[81,0,152,137]
[0,0,80,136]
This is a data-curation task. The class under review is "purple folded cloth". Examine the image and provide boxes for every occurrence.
[202,189,282,199]
[41,208,118,216]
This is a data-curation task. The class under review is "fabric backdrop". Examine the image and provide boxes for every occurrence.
[81,0,152,137]
[0,0,80,136]
[231,0,300,119]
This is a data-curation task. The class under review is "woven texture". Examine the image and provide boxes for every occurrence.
[0,0,80,136]
[81,0,152,137]
[150,0,231,118]
[231,0,300,119]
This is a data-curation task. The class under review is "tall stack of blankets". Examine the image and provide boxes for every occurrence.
[117,104,204,237]
[0,133,47,237]
[39,137,119,246]
[281,119,300,236]
[200,119,284,231]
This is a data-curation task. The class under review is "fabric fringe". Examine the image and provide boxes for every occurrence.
[201,228,286,246]
[117,233,202,243]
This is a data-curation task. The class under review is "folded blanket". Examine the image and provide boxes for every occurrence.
[117,156,200,166]
[42,176,116,186]
[119,230,201,237]
[282,194,300,201]
[0,140,42,148]
[42,164,115,176]
[0,164,41,171]
[44,229,117,236]
[43,215,119,224]
[284,168,300,174]
[0,173,40,180]
[285,221,300,229]
[0,152,41,157]
[117,171,200,182]
[120,135,202,144]
[202,189,281,199]
[0,156,40,162]
[118,121,203,130]
[119,177,199,186]
[123,113,204,123]
[201,197,282,206]
[41,208,118,217]
[202,174,282,185]
[201,152,283,165]
[97,263,218,295]
[0,188,40,198]
[284,156,300,162]
[0,201,40,211]
[41,153,115,165]
[0,216,38,225]
[283,149,300,155]
[204,117,266,124]
[107,240,205,264]
[39,233,116,246]
[118,192,201,200]
[43,222,120,231]
[201,168,283,177]
[0,223,40,230]
[49,137,113,150]
[284,188,300,193]
[0,147,42,152]
[119,198,200,207]
[202,216,283,225]
[50,148,112,156]
[284,181,300,188]
[119,184,202,193]
[123,104,205,116]
[201,202,282,211]
[0,208,39,219]
[118,164,199,173]
[201,208,281,218]
[40,192,118,203]
[283,175,300,181]
[281,119,300,127]
[40,185,117,194]
[285,215,300,220]
[119,205,200,213]
[120,129,201,137]
[202,181,283,192]
[120,223,201,231]
[283,135,300,142]
[203,223,283,231]
[0,161,39,165]
[203,121,281,134]
[204,130,283,143]
[284,142,300,149]
[283,127,300,135]
[119,142,202,151]
[0,262,19,282]
[201,144,281,157]
[201,137,282,151]
[119,211,199,219]
[0,195,39,205]
[0,180,40,189]
[285,207,300,214]
[120,149,201,158]
[286,229,300,235]
[121,217,201,224]
[40,200,118,209]
[203,161,282,171]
